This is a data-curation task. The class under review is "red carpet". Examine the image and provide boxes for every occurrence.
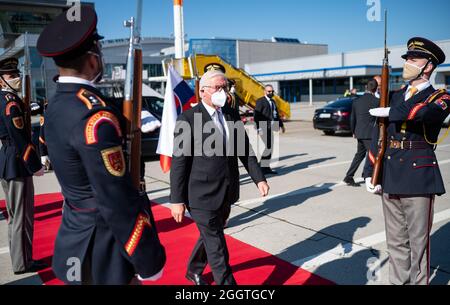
[0,193,333,285]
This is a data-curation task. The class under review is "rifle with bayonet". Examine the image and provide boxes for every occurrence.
[372,10,390,186]
[123,0,143,191]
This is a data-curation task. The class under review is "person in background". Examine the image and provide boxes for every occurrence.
[343,79,379,186]
[0,57,46,275]
[254,85,286,175]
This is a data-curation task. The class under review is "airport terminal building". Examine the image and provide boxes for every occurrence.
[246,40,450,103]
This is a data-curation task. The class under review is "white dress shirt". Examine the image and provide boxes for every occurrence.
[202,102,230,141]
[58,76,97,88]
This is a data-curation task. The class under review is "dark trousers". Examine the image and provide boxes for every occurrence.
[187,202,236,285]
[345,139,371,179]
[260,127,274,169]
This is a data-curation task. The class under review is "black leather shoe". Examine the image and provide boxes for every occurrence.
[343,177,359,187]
[185,271,209,285]
[14,260,48,275]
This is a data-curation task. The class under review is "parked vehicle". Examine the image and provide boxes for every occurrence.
[313,97,356,135]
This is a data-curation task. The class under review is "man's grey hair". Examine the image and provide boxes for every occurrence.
[200,70,227,90]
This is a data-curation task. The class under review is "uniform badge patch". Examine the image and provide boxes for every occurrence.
[435,96,449,111]
[85,111,122,145]
[5,102,20,116]
[12,117,24,129]
[101,146,125,177]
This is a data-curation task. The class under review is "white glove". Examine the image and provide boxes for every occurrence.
[141,110,161,133]
[34,166,45,177]
[365,178,382,194]
[137,268,164,282]
[369,107,391,118]
[41,156,50,165]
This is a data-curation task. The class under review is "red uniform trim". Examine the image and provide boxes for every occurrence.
[407,103,427,120]
[125,214,152,256]
[5,102,20,116]
[23,145,34,162]
[368,150,376,165]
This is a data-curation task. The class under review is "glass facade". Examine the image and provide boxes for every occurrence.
[280,73,408,103]
[189,39,237,66]
[280,78,352,102]
[0,10,60,35]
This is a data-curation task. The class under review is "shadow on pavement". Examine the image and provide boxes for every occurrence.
[229,183,336,228]
[431,221,450,285]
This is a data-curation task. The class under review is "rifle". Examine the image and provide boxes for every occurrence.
[188,54,200,102]
[372,10,390,186]
[123,0,143,191]
[22,32,32,138]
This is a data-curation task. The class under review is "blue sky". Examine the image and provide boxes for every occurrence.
[92,0,450,53]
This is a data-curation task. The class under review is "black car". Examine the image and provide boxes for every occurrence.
[313,97,356,135]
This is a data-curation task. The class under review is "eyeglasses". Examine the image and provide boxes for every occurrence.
[266,91,274,93]
[202,85,228,92]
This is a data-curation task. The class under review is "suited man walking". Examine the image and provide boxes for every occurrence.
[170,70,270,285]
[254,85,285,175]
[343,79,379,186]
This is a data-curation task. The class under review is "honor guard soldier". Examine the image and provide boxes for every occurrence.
[37,5,165,285]
[365,37,449,285]
[0,57,46,274]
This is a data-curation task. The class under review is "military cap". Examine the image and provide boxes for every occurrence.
[401,37,446,66]
[204,63,226,74]
[0,57,19,75]
[37,5,104,60]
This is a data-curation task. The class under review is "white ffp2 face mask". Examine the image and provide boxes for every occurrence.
[211,89,227,108]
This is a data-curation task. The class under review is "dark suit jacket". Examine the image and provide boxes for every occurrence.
[350,93,380,139]
[254,96,284,130]
[170,102,266,211]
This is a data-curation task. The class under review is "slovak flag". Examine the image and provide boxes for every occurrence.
[156,65,196,173]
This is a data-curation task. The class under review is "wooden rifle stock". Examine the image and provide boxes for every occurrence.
[123,49,142,190]
[371,10,390,186]
[371,64,390,186]
[123,8,143,191]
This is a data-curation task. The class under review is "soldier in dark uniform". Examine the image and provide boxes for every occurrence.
[365,37,449,285]
[36,6,165,285]
[0,57,46,274]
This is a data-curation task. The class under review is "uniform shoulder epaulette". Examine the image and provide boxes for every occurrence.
[76,88,106,109]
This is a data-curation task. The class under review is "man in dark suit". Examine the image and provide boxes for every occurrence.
[254,85,285,175]
[343,79,379,186]
[170,70,270,285]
